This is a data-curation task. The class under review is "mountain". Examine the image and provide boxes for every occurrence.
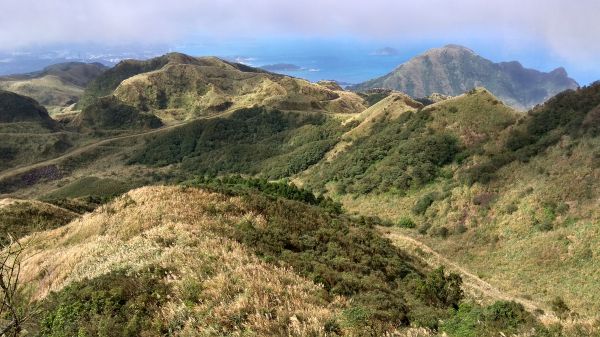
[81,53,366,122]
[3,51,600,336]
[350,45,579,110]
[0,62,107,112]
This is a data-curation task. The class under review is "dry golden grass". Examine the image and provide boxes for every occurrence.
[335,136,600,323]
[14,186,348,336]
[0,75,82,110]
[114,59,366,120]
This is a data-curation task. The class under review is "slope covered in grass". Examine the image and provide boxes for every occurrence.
[0,62,107,112]
[72,95,163,130]
[302,88,517,195]
[7,182,554,336]
[80,53,366,122]
[0,198,78,242]
[312,83,600,325]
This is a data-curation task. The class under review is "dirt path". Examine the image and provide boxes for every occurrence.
[380,228,562,324]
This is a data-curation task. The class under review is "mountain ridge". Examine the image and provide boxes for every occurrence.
[350,44,579,110]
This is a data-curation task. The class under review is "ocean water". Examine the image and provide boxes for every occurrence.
[179,38,433,84]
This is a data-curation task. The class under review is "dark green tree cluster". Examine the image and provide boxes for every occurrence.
[187,175,343,214]
[132,107,346,179]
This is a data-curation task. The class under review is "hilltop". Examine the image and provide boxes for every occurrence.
[0,90,57,128]
[0,62,107,113]
[72,95,163,130]
[81,53,366,122]
[350,45,579,110]
[301,88,519,195]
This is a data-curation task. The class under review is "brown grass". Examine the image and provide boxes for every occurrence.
[14,186,348,336]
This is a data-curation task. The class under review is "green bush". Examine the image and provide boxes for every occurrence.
[441,301,542,337]
[40,267,171,337]
[415,267,463,309]
[397,217,416,228]
[413,193,436,215]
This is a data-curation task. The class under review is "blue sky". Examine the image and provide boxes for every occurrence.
[1,0,599,84]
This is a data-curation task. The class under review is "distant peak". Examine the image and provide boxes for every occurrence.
[419,44,477,59]
[441,44,475,53]
[550,67,568,77]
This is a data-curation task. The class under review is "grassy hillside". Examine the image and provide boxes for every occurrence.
[80,53,366,122]
[4,182,556,336]
[302,89,517,195]
[0,62,106,113]
[303,83,600,328]
[78,56,172,108]
[0,198,78,242]
[0,90,83,172]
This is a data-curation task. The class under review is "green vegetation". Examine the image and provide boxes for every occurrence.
[441,301,544,337]
[0,90,57,129]
[40,266,171,337]
[306,109,461,194]
[132,107,347,178]
[78,56,171,108]
[186,175,343,214]
[466,83,600,183]
[42,176,136,200]
[397,217,417,228]
[358,90,392,106]
[223,190,456,332]
[0,200,77,242]
[75,95,162,130]
[416,267,463,309]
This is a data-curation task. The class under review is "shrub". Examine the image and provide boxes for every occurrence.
[418,222,432,235]
[397,217,417,228]
[40,267,171,337]
[550,297,571,318]
[415,267,463,309]
[441,301,540,337]
[413,193,436,215]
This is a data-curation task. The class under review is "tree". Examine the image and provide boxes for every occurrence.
[0,235,31,336]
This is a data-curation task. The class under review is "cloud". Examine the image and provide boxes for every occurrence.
[1,0,599,63]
